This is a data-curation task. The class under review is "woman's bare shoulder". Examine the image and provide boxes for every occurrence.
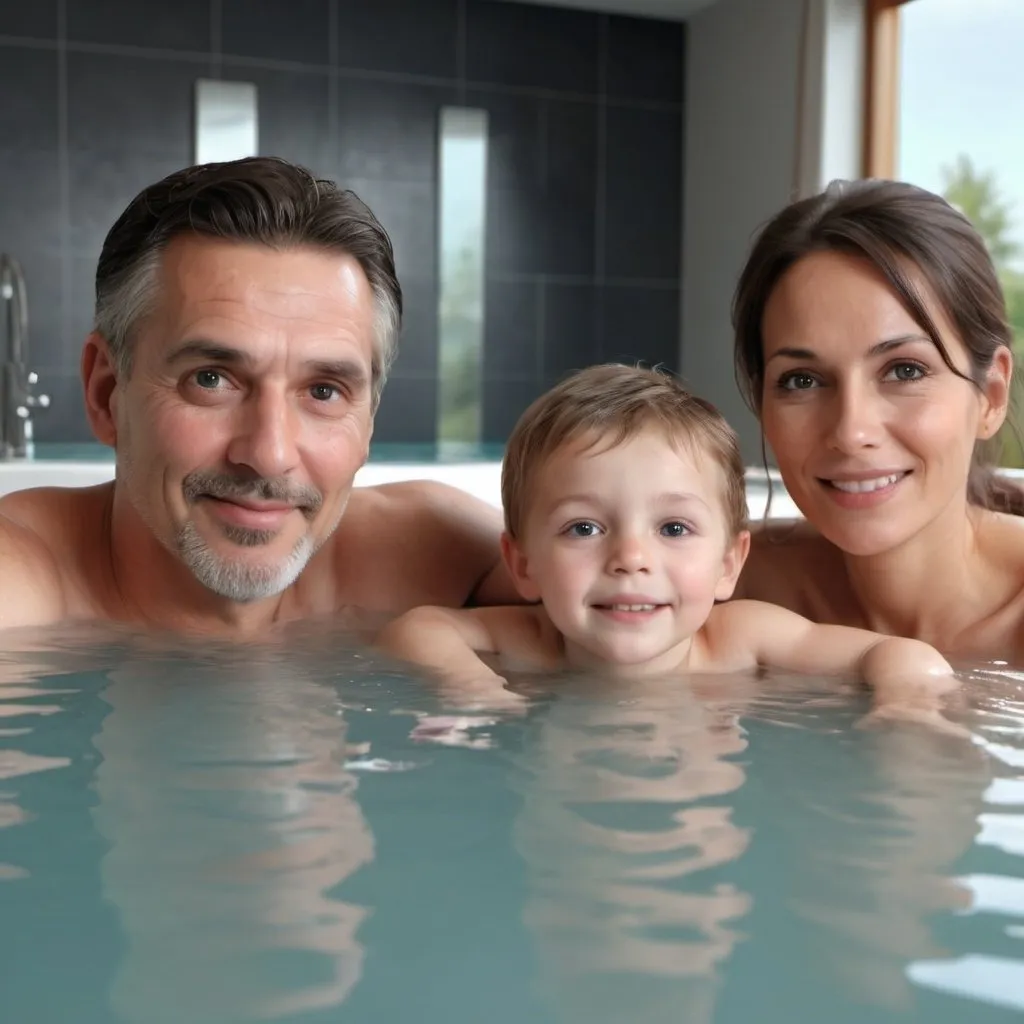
[735,518,850,618]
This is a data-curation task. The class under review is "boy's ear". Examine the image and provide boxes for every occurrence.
[500,532,542,603]
[714,530,750,602]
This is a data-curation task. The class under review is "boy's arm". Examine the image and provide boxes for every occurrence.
[711,601,958,721]
[376,605,538,709]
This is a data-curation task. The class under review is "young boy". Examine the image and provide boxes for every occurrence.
[378,365,958,721]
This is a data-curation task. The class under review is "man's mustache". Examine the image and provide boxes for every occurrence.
[182,470,323,518]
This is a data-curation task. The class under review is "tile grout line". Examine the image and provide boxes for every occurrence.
[328,0,339,172]
[594,13,608,288]
[209,0,221,77]
[56,0,74,370]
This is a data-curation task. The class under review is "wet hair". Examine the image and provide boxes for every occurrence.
[501,363,748,539]
[733,177,1023,515]
[94,156,401,409]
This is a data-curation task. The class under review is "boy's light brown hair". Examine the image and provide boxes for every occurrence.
[501,364,748,539]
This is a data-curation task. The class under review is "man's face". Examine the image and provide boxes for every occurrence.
[109,236,378,602]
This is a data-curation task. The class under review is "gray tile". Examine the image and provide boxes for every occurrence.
[465,0,599,94]
[485,98,597,277]
[68,152,191,254]
[600,284,679,370]
[336,0,458,78]
[466,89,542,192]
[482,377,540,443]
[542,282,599,380]
[335,78,455,186]
[373,376,437,443]
[341,177,436,283]
[30,371,92,444]
[221,61,332,176]
[483,278,538,380]
[12,246,64,371]
[603,104,682,280]
[606,14,684,104]
[0,46,58,150]
[390,275,438,379]
[0,148,61,249]
[66,0,212,51]
[66,51,199,157]
[221,0,330,65]
[0,1,58,39]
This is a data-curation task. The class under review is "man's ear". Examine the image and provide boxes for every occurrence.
[82,332,120,447]
[500,531,542,603]
[714,530,751,602]
[978,344,1012,440]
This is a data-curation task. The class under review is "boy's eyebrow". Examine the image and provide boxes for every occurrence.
[546,491,712,513]
[765,334,931,364]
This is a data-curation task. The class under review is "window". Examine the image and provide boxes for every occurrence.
[871,0,1024,465]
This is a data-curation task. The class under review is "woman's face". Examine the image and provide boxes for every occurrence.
[759,250,1009,557]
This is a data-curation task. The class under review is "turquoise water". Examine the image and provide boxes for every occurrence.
[1,625,1023,1024]
[25,442,506,464]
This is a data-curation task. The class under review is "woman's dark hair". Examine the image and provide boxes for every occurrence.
[732,177,1024,515]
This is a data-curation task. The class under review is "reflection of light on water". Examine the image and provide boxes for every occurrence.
[92,656,376,1023]
[907,694,1024,1016]
[514,685,752,1024]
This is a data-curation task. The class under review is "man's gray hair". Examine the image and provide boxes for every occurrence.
[94,156,402,409]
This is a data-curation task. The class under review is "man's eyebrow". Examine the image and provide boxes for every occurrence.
[765,334,932,365]
[164,342,370,387]
[165,341,247,366]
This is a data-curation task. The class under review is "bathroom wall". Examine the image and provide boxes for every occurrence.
[0,0,684,445]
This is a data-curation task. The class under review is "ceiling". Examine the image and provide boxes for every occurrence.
[492,0,717,22]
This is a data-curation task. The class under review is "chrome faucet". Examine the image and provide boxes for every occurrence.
[0,253,49,459]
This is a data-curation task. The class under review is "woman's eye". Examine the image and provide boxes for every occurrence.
[194,370,222,389]
[886,362,926,383]
[568,521,599,538]
[661,521,689,538]
[310,383,339,402]
[779,372,818,391]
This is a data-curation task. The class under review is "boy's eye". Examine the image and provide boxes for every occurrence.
[661,521,689,538]
[568,521,600,538]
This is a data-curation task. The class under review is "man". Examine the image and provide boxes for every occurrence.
[0,157,517,635]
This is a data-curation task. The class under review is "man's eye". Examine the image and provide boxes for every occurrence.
[310,383,339,402]
[195,370,222,389]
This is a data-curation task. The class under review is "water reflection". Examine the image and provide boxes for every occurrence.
[513,675,754,1024]
[90,646,375,1023]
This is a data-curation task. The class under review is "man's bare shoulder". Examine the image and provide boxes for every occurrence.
[0,485,111,629]
[0,495,69,630]
[327,480,506,612]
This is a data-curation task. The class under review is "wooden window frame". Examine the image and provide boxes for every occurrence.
[863,0,916,178]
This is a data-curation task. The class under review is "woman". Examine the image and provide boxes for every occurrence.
[732,177,1024,664]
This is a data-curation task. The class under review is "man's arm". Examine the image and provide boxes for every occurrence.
[0,514,66,632]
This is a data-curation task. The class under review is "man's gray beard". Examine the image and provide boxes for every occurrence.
[176,520,316,603]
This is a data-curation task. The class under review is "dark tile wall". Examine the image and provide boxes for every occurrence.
[0,0,684,445]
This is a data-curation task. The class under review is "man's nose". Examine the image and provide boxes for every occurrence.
[226,389,300,480]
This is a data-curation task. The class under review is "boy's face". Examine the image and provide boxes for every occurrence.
[502,427,749,674]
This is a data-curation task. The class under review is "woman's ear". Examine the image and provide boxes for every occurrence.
[978,345,1013,440]
[82,332,121,447]
[500,532,542,603]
